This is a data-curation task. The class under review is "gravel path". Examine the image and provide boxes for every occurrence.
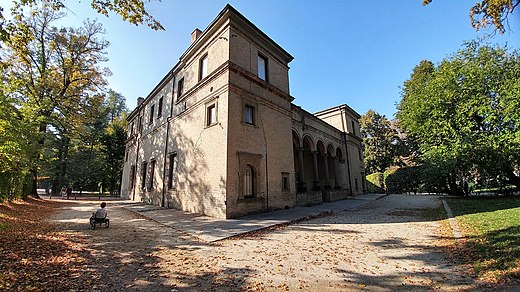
[51,195,476,291]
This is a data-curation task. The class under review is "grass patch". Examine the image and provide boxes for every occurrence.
[420,206,447,221]
[447,196,520,284]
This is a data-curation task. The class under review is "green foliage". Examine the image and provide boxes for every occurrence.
[397,41,520,195]
[360,110,400,174]
[448,197,520,282]
[45,91,128,194]
[0,0,163,40]
[0,4,129,198]
[384,167,422,194]
[366,172,385,193]
[380,164,453,195]
[423,0,519,34]
[0,171,32,202]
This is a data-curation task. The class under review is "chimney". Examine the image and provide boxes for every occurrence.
[137,97,144,106]
[191,28,202,43]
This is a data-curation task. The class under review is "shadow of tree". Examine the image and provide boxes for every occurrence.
[449,225,520,286]
[447,196,520,216]
[131,100,226,219]
[335,269,473,291]
[444,196,520,285]
[47,200,258,291]
[0,199,101,290]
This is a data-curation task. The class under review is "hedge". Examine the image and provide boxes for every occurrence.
[366,172,385,193]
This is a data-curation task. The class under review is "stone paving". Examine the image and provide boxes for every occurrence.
[121,193,387,242]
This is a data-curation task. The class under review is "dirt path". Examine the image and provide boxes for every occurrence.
[51,195,476,291]
[51,200,218,291]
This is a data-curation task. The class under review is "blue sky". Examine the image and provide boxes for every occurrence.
[56,0,519,118]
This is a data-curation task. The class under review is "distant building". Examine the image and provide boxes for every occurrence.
[121,5,365,218]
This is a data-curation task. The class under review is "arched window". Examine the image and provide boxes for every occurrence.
[244,164,255,198]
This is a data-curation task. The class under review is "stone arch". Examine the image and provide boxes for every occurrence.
[316,140,326,155]
[292,130,304,192]
[326,144,336,188]
[301,134,317,191]
[316,140,327,189]
[292,129,301,147]
[327,144,335,156]
[302,134,315,152]
[335,147,346,189]
[336,147,344,161]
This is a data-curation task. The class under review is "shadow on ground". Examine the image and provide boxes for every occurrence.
[50,199,258,291]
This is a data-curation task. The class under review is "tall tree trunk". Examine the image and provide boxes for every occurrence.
[29,168,38,199]
[52,137,64,195]
[30,122,48,198]
[447,172,464,196]
[60,136,70,186]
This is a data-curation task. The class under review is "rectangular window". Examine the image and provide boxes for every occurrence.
[129,165,136,189]
[199,54,208,81]
[244,104,255,125]
[158,97,163,118]
[141,161,148,189]
[258,54,268,81]
[167,153,177,189]
[130,122,134,135]
[149,104,155,124]
[351,121,356,135]
[206,103,217,126]
[138,117,143,135]
[177,78,184,101]
[125,151,129,162]
[148,159,156,191]
[358,149,362,161]
[282,172,290,191]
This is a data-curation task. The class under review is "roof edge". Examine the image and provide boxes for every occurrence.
[314,104,361,119]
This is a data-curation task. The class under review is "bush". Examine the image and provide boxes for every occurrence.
[366,172,385,193]
[383,165,451,194]
[384,166,422,194]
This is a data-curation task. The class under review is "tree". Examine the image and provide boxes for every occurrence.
[1,4,110,197]
[100,114,127,194]
[397,41,520,194]
[1,0,163,42]
[54,90,127,195]
[105,90,127,123]
[0,84,34,200]
[422,0,519,34]
[360,110,399,174]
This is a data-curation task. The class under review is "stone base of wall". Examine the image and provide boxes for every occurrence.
[228,197,266,218]
[324,189,349,202]
[296,191,323,207]
[165,190,226,219]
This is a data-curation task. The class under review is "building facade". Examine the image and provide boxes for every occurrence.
[121,5,365,219]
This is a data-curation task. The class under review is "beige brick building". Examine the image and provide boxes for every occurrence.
[121,5,365,218]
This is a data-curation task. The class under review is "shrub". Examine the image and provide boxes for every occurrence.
[366,172,385,193]
[384,166,422,194]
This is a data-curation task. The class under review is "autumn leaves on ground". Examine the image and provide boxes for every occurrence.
[0,199,96,291]
[1,196,519,291]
